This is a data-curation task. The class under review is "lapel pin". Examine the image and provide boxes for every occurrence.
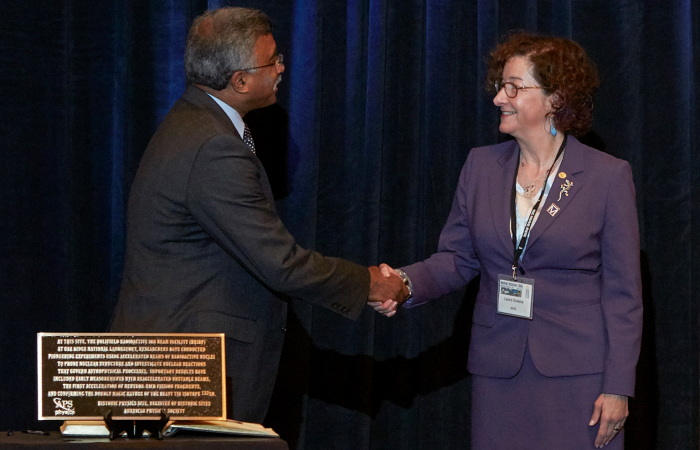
[546,203,560,217]
[558,172,566,178]
[558,179,573,201]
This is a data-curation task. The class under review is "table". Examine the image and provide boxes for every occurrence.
[0,432,289,449]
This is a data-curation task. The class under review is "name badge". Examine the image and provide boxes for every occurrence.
[497,274,534,320]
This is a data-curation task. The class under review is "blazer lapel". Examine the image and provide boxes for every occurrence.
[523,135,586,252]
[489,141,520,256]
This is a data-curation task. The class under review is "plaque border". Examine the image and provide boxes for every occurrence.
[37,332,226,421]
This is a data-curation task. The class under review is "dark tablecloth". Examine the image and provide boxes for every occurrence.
[0,432,289,449]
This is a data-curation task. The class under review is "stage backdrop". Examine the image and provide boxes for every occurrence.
[1,0,698,448]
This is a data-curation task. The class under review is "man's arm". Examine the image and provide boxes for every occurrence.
[187,134,406,318]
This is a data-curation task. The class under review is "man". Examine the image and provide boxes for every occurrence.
[109,7,406,423]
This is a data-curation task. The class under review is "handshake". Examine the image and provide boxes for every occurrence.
[367,264,408,317]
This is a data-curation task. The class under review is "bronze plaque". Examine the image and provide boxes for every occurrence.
[38,333,226,420]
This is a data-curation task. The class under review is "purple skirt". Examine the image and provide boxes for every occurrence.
[471,346,624,450]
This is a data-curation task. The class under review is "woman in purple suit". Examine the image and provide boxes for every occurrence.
[373,33,642,449]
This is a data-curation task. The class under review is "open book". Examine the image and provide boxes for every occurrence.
[60,419,278,438]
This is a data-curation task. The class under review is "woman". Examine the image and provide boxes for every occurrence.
[374,33,642,449]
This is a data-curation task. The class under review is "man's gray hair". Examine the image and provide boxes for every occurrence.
[185,7,272,90]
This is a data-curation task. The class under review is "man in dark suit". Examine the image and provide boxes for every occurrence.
[109,7,407,424]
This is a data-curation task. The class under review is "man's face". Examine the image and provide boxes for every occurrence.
[244,33,284,110]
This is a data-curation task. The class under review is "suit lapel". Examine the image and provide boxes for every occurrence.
[523,135,586,253]
[489,141,520,256]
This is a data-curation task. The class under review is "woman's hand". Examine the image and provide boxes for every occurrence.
[367,299,398,316]
[589,393,628,448]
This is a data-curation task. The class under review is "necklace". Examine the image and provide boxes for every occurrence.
[518,157,549,198]
[518,149,563,198]
[520,175,545,198]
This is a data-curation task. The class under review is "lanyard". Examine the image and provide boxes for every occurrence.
[509,136,567,280]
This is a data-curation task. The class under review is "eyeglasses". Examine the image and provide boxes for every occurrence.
[495,80,547,98]
[237,54,284,72]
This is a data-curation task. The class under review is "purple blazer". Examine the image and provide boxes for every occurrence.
[403,136,643,397]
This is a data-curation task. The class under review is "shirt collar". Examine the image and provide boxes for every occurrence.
[206,93,245,139]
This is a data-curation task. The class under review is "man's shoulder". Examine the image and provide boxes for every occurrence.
[163,101,220,135]
[135,92,244,180]
[155,94,237,146]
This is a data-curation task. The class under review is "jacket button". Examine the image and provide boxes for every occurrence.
[281,327,287,333]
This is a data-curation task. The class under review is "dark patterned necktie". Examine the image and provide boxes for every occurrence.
[243,123,256,154]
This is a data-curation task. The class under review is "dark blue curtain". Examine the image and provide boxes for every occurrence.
[1,1,698,449]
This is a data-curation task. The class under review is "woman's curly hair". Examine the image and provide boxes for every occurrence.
[486,32,600,137]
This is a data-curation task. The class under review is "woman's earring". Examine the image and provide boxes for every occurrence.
[550,119,557,136]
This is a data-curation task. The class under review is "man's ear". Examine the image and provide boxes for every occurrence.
[231,71,248,93]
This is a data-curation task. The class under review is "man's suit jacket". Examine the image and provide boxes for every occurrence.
[403,136,643,397]
[110,85,369,423]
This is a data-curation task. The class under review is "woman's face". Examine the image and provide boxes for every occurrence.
[493,56,554,142]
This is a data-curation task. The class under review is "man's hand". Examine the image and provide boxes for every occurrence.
[589,393,628,448]
[367,264,406,317]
